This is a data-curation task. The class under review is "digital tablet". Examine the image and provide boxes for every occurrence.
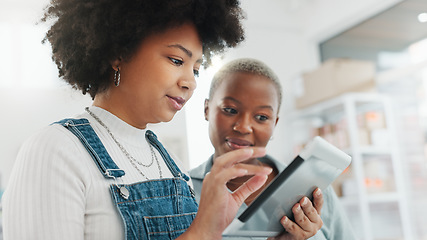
[223,136,352,237]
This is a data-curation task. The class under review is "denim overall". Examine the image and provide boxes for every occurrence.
[56,118,198,240]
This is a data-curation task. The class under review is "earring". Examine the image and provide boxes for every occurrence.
[85,84,91,93]
[114,68,121,87]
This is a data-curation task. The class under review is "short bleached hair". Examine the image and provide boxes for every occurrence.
[209,58,282,111]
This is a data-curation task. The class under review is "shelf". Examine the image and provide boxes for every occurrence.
[339,196,359,206]
[339,192,399,206]
[344,146,392,155]
[368,192,400,203]
[290,93,413,240]
[290,93,390,120]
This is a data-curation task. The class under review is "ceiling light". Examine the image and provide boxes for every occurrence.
[418,13,427,23]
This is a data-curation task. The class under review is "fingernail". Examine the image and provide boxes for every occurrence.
[316,188,322,196]
[296,204,301,211]
[282,216,288,224]
[302,197,308,206]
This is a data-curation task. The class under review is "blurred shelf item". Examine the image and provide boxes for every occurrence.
[290,93,414,240]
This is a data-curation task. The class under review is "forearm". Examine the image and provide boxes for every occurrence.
[176,220,222,240]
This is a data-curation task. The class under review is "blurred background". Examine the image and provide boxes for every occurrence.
[1,0,427,239]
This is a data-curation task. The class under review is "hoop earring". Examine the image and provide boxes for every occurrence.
[114,68,121,87]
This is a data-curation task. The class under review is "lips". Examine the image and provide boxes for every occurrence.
[167,96,186,111]
[226,138,253,150]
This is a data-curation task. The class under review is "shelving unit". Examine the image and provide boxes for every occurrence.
[290,93,414,240]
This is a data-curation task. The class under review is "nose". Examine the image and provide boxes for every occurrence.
[178,70,197,91]
[232,114,253,134]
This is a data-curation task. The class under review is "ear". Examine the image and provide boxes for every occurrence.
[204,99,210,121]
[111,57,122,71]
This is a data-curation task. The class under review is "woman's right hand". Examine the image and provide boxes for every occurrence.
[181,147,272,240]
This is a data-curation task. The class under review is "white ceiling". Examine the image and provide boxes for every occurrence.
[321,0,427,54]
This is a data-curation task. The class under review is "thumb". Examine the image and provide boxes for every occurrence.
[231,174,268,205]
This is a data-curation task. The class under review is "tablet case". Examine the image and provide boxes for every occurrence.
[223,136,352,237]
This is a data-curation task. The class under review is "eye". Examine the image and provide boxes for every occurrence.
[168,57,184,66]
[193,69,200,77]
[223,107,237,115]
[255,115,269,122]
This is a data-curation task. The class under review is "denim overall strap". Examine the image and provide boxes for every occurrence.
[55,118,125,178]
[56,118,198,240]
[145,130,190,181]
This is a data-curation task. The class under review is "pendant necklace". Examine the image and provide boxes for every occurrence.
[85,107,163,182]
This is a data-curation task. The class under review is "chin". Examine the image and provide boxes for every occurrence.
[223,143,233,153]
[161,112,178,123]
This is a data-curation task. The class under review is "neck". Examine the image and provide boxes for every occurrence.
[93,92,148,129]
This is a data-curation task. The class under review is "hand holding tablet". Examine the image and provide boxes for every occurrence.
[223,136,352,237]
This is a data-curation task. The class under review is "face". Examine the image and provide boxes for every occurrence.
[205,72,280,159]
[96,23,203,129]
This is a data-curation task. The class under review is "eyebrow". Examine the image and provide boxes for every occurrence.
[222,96,274,111]
[168,44,203,64]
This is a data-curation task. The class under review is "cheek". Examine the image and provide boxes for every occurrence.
[256,125,275,145]
[209,114,232,143]
[212,114,233,133]
[208,121,226,153]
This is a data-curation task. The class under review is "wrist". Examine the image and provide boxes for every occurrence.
[179,218,222,240]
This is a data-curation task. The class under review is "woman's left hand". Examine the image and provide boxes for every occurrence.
[268,188,324,240]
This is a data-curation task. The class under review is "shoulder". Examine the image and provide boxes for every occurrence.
[167,150,187,172]
[189,156,213,180]
[21,122,87,154]
[23,123,74,148]
[15,121,94,176]
[8,120,97,197]
[188,156,213,199]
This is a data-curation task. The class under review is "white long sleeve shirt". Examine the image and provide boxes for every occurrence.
[2,107,186,240]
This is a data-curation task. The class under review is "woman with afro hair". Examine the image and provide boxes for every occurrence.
[1,0,285,239]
